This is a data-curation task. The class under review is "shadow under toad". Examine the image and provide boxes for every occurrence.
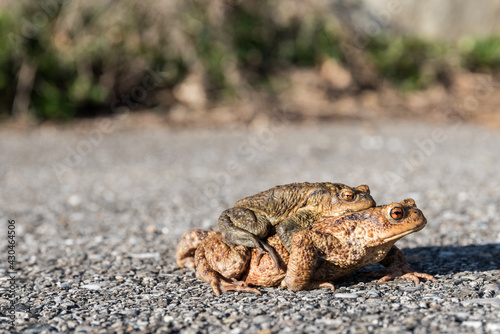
[401,243,500,275]
[357,243,500,278]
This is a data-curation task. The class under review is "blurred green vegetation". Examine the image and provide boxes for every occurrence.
[369,36,451,91]
[0,12,17,120]
[460,36,500,72]
[1,0,499,121]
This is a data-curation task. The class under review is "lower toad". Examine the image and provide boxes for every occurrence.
[177,198,435,295]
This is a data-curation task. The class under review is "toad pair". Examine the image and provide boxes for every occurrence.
[176,182,435,295]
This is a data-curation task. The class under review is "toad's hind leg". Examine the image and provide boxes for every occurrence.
[194,238,261,296]
[218,207,280,273]
[176,229,211,268]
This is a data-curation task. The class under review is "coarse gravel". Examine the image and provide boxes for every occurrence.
[0,118,499,333]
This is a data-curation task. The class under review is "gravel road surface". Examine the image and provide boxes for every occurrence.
[1,118,499,333]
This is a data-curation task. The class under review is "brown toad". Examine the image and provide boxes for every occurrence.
[177,198,435,295]
[217,182,376,271]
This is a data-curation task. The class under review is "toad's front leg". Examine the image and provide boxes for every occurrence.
[281,231,335,292]
[276,209,318,252]
[373,246,435,284]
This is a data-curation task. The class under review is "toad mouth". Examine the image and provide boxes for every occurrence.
[382,222,426,242]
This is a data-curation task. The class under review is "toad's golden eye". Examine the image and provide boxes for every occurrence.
[390,207,404,220]
[342,191,355,201]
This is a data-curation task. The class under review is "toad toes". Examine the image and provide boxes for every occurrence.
[217,182,376,271]
[177,198,435,295]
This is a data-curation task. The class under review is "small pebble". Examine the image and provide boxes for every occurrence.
[81,284,101,290]
[461,321,482,329]
[334,293,359,299]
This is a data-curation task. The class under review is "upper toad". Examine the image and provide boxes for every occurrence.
[217,182,376,270]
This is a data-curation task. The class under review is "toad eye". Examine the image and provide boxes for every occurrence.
[342,191,355,201]
[390,207,404,220]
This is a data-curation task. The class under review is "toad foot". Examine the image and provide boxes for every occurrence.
[212,279,262,296]
[373,266,436,284]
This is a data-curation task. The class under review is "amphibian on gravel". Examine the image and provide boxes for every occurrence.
[217,182,376,271]
[177,198,435,295]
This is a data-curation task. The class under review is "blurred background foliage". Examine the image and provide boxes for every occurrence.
[1,0,499,122]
